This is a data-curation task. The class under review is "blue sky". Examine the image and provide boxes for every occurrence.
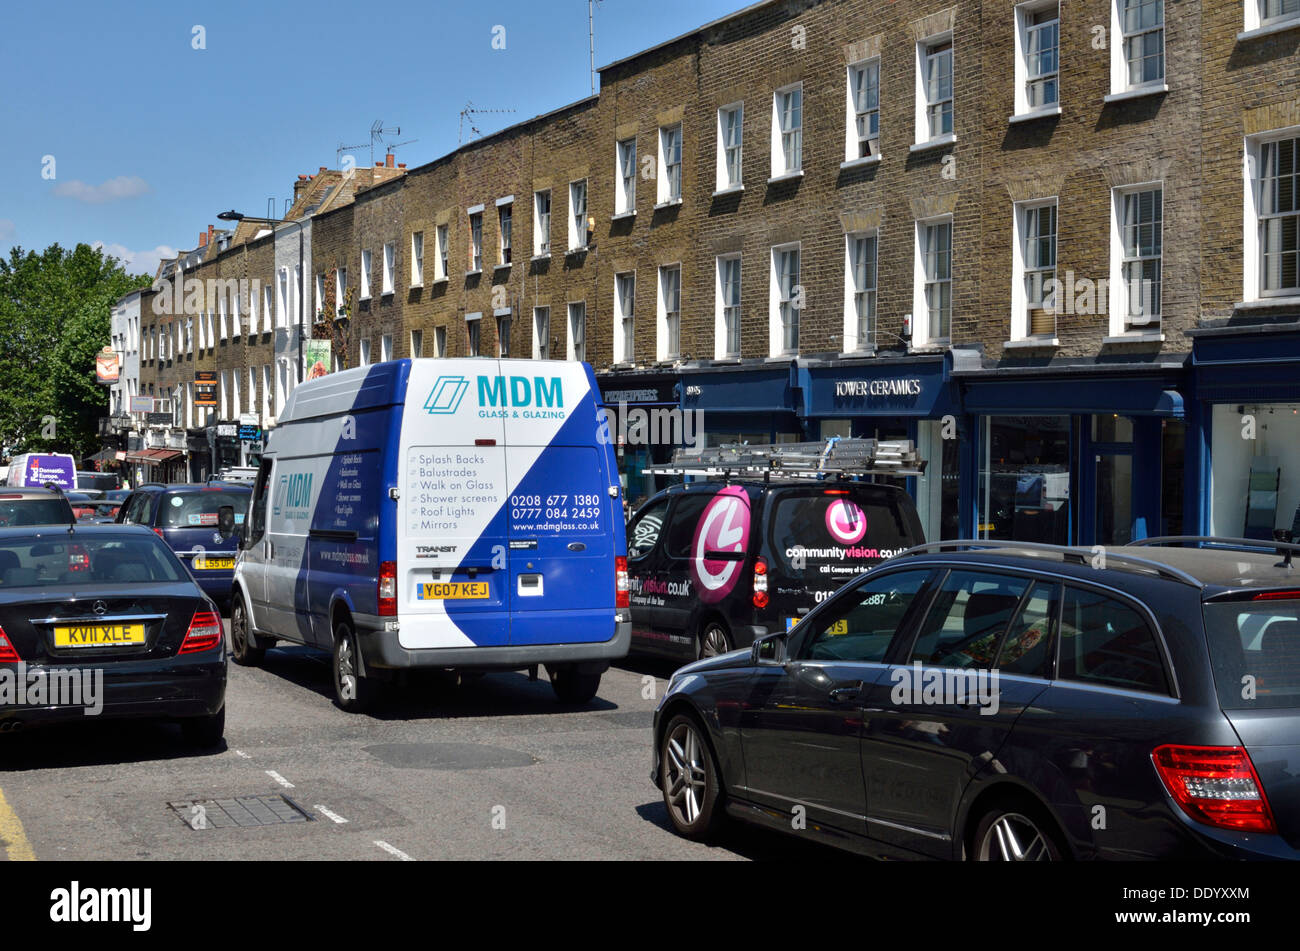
[0,0,742,276]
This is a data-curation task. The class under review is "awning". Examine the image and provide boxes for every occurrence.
[124,448,184,465]
[958,374,1185,418]
[85,449,118,463]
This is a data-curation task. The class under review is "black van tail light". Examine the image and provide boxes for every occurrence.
[1152,744,1276,834]
[378,561,397,616]
[0,625,21,662]
[615,556,629,608]
[179,610,223,654]
[823,489,849,495]
[1251,591,1300,601]
[752,557,769,609]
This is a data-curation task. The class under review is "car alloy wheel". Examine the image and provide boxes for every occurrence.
[699,622,732,659]
[661,715,721,838]
[976,811,1058,861]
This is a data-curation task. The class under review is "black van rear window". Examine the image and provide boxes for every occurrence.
[769,489,914,581]
[1204,600,1300,710]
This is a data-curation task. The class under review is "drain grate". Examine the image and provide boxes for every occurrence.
[169,795,314,831]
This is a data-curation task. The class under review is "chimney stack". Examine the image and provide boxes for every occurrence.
[207,224,214,245]
[199,231,207,248]
[385,152,395,168]
[293,173,311,202]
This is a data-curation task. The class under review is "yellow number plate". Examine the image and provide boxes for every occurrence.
[54,623,146,648]
[827,619,849,636]
[417,581,489,600]
[194,555,235,570]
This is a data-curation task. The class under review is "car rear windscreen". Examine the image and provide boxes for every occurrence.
[160,491,248,529]
[1204,600,1300,710]
[0,535,189,587]
[768,489,915,582]
[0,499,74,527]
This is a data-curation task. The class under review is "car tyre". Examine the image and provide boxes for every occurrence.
[181,707,225,748]
[660,713,724,840]
[971,803,1065,861]
[229,599,266,667]
[332,618,373,713]
[697,620,733,659]
[549,667,601,704]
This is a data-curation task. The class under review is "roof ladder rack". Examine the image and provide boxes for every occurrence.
[642,437,928,479]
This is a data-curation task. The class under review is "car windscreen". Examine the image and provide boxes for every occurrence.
[1204,599,1300,710]
[768,489,916,582]
[159,490,248,529]
[0,535,190,587]
[0,498,75,527]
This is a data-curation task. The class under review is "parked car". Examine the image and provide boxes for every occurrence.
[115,483,251,612]
[0,524,226,745]
[87,501,122,523]
[0,487,76,527]
[651,536,1300,860]
[626,478,923,660]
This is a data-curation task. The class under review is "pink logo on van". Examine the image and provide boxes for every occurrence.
[826,499,867,545]
[691,486,751,603]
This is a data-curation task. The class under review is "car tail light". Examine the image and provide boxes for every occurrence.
[1251,590,1300,601]
[615,556,629,608]
[179,610,223,654]
[153,528,164,537]
[752,557,769,609]
[68,543,90,572]
[823,489,849,495]
[378,561,397,616]
[1152,744,1276,834]
[0,625,20,662]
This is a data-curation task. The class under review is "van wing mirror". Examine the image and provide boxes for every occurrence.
[217,505,236,540]
[751,631,788,666]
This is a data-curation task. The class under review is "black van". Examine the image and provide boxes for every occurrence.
[626,479,924,659]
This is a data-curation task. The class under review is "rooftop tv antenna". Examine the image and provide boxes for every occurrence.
[589,0,604,96]
[458,102,516,144]
[336,119,402,169]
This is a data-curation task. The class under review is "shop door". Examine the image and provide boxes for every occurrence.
[1086,415,1135,547]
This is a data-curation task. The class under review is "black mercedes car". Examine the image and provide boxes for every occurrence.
[0,524,227,745]
[652,536,1300,860]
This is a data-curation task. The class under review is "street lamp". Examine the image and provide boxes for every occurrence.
[216,210,308,385]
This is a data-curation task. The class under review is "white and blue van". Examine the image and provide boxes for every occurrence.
[227,358,630,710]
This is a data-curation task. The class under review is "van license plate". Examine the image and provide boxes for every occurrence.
[54,623,146,648]
[417,582,489,600]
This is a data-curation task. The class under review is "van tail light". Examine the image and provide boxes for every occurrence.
[615,556,629,608]
[1152,744,1276,834]
[378,561,397,616]
[0,625,21,662]
[752,557,769,609]
[179,610,223,654]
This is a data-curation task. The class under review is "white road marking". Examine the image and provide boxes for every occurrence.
[374,840,414,861]
[314,804,348,824]
[234,750,251,759]
[265,770,294,788]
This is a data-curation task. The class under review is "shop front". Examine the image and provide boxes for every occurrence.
[957,364,1188,547]
[678,362,804,448]
[596,371,680,513]
[1189,323,1300,540]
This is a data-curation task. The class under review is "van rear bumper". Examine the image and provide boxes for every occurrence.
[353,618,631,671]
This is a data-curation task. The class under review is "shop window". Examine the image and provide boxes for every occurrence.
[1211,403,1300,538]
[978,416,1071,545]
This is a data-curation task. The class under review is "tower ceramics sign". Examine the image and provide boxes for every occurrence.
[691,486,751,603]
[826,499,868,545]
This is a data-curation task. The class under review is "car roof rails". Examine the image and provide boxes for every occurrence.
[1131,535,1300,570]
[642,437,927,481]
[892,539,1203,588]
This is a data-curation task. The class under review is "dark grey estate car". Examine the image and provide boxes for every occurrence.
[652,537,1300,860]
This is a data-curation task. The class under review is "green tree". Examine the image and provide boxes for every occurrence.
[0,243,149,461]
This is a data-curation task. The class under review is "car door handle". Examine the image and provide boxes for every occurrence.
[828,681,864,703]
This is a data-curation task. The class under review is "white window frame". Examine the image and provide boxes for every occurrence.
[914,217,953,347]
[434,326,447,358]
[410,328,423,358]
[1110,0,1165,97]
[656,265,681,362]
[534,190,551,256]
[770,83,803,180]
[466,313,481,357]
[247,367,256,414]
[614,272,636,364]
[382,242,395,295]
[436,224,449,280]
[315,273,325,319]
[533,306,550,360]
[567,302,586,362]
[915,35,955,147]
[1245,0,1300,34]
[277,268,289,328]
[411,232,424,286]
[1013,2,1060,118]
[261,364,272,421]
[1011,199,1059,340]
[769,244,801,357]
[844,232,878,353]
[498,203,513,265]
[1108,183,1164,334]
[335,268,347,317]
[845,60,881,164]
[1245,128,1300,301]
[230,369,240,416]
[381,333,393,363]
[262,285,271,334]
[468,213,483,273]
[568,181,588,251]
[715,254,742,360]
[359,338,371,367]
[496,311,512,358]
[360,249,372,299]
[657,125,683,205]
[716,103,744,192]
[615,138,637,215]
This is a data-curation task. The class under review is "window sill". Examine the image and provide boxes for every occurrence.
[653,199,683,210]
[909,133,957,154]
[465,270,482,278]
[494,261,512,270]
[1008,105,1061,125]
[765,354,797,363]
[1238,18,1300,42]
[1235,295,1300,311]
[1003,337,1060,349]
[908,343,949,354]
[531,253,551,263]
[838,349,876,359]
[381,290,394,298]
[611,210,637,221]
[565,246,589,256]
[359,295,372,303]
[840,155,881,170]
[1103,83,1169,104]
[712,184,744,197]
[432,277,449,285]
[410,282,423,290]
[1102,332,1164,344]
[766,170,804,184]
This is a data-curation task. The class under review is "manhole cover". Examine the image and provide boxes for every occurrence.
[170,795,314,831]
[362,742,537,770]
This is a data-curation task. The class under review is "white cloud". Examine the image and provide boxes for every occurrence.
[93,241,178,277]
[53,176,151,204]
[0,219,14,243]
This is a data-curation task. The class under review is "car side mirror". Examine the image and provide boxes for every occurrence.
[217,505,235,540]
[751,631,788,666]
